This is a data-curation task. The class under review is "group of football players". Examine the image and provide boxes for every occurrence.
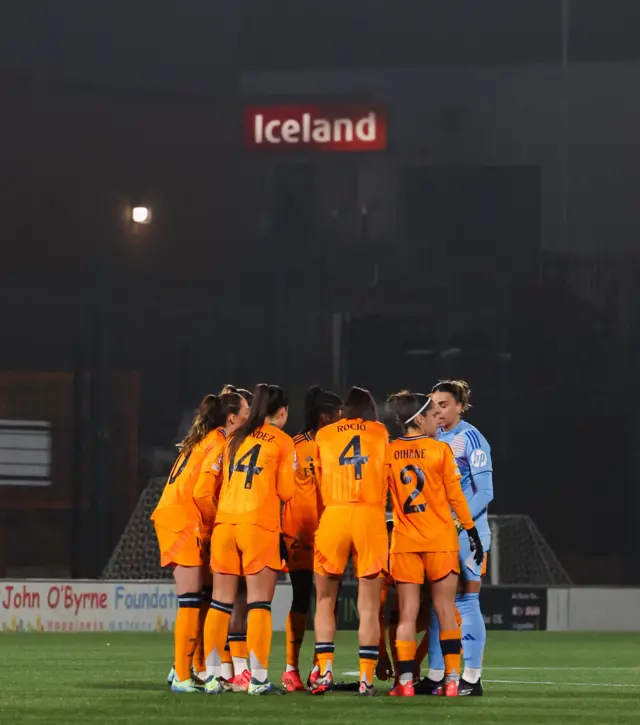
[151,379,494,697]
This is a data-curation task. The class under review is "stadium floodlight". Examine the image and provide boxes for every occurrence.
[131,206,151,224]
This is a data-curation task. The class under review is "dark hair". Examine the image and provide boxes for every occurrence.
[431,379,472,413]
[179,392,244,452]
[343,386,378,422]
[387,390,432,435]
[302,385,343,432]
[220,384,253,406]
[228,384,289,460]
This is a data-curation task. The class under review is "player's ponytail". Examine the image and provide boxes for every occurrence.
[343,386,378,422]
[180,392,245,453]
[179,394,221,452]
[387,391,432,435]
[302,385,344,432]
[228,384,289,461]
[431,379,472,413]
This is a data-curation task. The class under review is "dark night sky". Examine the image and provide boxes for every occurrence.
[2,1,640,90]
[0,1,237,93]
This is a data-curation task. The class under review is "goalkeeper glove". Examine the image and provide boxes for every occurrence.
[466,526,484,566]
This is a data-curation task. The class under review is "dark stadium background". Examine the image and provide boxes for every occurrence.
[1,0,639,585]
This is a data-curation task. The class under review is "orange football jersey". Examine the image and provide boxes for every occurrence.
[387,435,474,553]
[192,429,228,537]
[281,432,322,542]
[315,418,389,508]
[151,428,225,533]
[215,424,296,531]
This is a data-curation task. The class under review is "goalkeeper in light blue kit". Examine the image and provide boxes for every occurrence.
[420,380,493,697]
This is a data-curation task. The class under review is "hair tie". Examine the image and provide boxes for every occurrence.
[404,398,430,425]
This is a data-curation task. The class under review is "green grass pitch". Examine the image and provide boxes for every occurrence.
[2,631,639,724]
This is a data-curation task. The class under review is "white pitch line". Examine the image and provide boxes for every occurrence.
[486,679,639,689]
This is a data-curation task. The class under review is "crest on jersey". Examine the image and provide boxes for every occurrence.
[470,449,487,468]
[212,454,223,473]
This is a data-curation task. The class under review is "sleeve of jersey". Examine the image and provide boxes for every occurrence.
[464,430,494,519]
[442,445,475,530]
[192,446,222,538]
[276,436,296,503]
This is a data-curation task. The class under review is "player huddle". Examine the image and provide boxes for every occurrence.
[151,380,494,698]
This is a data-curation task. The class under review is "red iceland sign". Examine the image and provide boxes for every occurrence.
[244,104,387,152]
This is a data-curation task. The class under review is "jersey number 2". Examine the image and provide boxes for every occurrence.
[338,435,368,480]
[400,464,426,514]
[231,444,263,489]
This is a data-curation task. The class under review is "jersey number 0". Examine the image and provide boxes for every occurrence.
[230,444,263,489]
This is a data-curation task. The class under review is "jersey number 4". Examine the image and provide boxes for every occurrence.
[400,464,427,515]
[338,435,368,480]
[231,444,263,489]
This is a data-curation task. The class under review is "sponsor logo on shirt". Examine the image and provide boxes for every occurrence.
[470,449,487,468]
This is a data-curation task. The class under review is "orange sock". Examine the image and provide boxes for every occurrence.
[175,593,201,681]
[395,640,417,686]
[359,645,379,686]
[315,642,335,676]
[203,599,233,678]
[440,628,462,682]
[247,602,272,682]
[228,632,248,674]
[455,606,462,628]
[416,631,429,668]
[192,587,211,673]
[286,610,307,669]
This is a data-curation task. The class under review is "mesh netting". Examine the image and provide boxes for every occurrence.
[487,514,572,586]
[103,478,170,580]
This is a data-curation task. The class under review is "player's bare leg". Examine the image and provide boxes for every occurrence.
[311,571,340,694]
[357,575,384,696]
[245,567,285,695]
[432,573,462,696]
[171,565,204,692]
[394,581,420,696]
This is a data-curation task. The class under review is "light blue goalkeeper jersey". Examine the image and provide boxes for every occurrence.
[437,420,494,540]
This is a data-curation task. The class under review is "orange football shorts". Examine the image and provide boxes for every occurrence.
[282,533,314,572]
[210,522,282,576]
[154,522,205,568]
[390,550,460,584]
[314,504,388,579]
